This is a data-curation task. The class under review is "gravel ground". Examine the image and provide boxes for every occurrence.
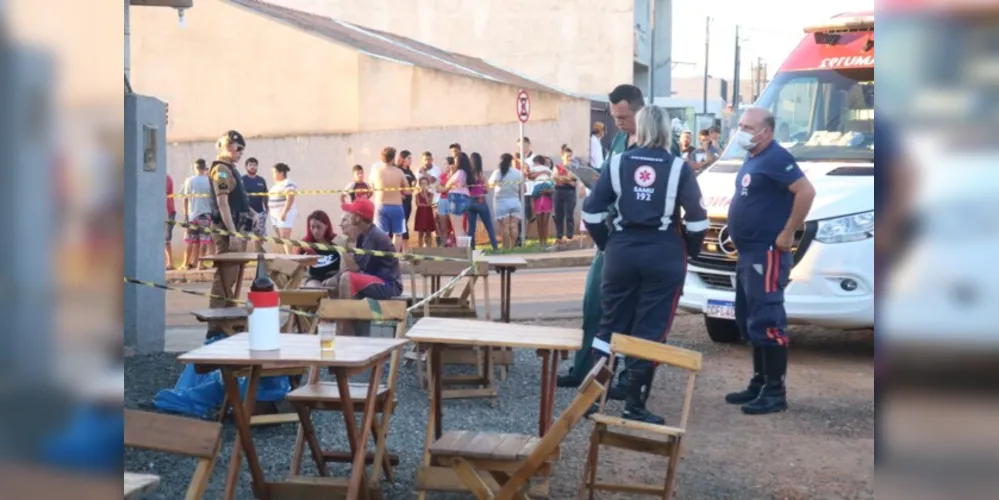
[125,314,874,499]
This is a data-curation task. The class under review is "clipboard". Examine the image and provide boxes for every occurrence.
[567,161,601,190]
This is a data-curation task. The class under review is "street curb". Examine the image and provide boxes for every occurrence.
[166,251,596,283]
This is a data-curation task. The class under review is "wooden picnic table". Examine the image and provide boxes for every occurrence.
[482,256,527,323]
[406,317,582,496]
[202,252,317,302]
[124,472,160,499]
[178,333,410,500]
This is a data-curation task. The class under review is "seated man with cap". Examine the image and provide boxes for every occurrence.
[335,198,404,335]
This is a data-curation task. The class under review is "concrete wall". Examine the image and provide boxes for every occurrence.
[266,0,636,96]
[129,0,362,141]
[130,1,577,141]
[124,94,167,353]
[166,99,590,247]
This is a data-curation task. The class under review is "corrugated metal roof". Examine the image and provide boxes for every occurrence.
[226,0,568,96]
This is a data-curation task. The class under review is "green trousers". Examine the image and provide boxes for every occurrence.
[572,250,604,377]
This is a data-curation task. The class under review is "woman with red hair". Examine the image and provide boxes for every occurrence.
[299,210,342,289]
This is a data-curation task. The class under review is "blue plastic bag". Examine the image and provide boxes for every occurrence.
[153,333,291,419]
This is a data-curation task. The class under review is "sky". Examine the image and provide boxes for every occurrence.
[669,0,874,79]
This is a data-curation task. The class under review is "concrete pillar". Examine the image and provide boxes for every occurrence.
[651,0,672,99]
[124,94,167,353]
[0,47,56,387]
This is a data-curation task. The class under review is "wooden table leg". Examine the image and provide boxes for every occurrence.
[432,345,444,440]
[500,269,512,323]
[335,361,385,500]
[482,274,491,321]
[545,350,560,435]
[418,344,441,500]
[220,366,266,500]
[232,263,248,302]
[537,349,551,436]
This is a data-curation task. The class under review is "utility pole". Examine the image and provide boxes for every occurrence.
[732,25,741,110]
[702,16,711,114]
[756,56,764,99]
[648,0,657,101]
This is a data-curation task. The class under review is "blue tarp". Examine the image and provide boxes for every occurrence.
[153,333,292,420]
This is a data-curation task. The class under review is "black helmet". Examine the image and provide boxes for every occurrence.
[221,130,246,147]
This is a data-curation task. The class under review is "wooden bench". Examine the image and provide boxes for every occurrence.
[191,307,248,337]
[427,358,613,500]
[579,335,703,499]
[124,410,222,500]
[286,299,409,487]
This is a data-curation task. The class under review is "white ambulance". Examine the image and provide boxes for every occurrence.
[679,12,875,342]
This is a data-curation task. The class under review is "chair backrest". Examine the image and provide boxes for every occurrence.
[279,289,329,333]
[494,358,613,499]
[407,247,485,317]
[268,258,304,289]
[408,247,484,277]
[610,334,702,429]
[124,409,221,459]
[316,299,409,392]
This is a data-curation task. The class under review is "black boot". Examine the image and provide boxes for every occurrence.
[742,347,788,415]
[556,368,582,388]
[622,366,665,425]
[725,347,764,404]
[606,358,627,401]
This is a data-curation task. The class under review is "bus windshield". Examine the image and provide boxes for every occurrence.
[720,68,875,163]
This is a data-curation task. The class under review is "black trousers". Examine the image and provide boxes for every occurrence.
[553,188,577,239]
[402,196,412,240]
[592,233,687,373]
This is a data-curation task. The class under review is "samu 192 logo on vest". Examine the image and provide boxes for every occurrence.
[634,165,656,201]
[740,173,751,196]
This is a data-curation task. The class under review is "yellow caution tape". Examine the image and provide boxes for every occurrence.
[169,219,476,263]
[168,178,530,199]
[123,277,317,318]
[126,265,473,318]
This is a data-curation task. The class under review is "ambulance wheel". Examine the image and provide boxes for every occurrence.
[704,316,742,344]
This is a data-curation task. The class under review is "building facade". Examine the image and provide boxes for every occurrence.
[130,0,591,243]
[265,0,673,98]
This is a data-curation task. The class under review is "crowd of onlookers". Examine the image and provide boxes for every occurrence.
[165,134,605,270]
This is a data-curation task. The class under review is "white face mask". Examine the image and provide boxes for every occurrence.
[733,130,758,150]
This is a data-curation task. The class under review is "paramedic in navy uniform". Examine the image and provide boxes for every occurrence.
[724,107,815,415]
[581,105,709,424]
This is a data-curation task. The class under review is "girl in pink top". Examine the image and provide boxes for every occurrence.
[443,153,473,241]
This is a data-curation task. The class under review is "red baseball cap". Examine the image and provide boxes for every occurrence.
[341,198,375,221]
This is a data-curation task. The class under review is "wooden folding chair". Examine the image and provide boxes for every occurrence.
[286,298,409,487]
[190,308,248,337]
[124,410,222,500]
[428,357,613,500]
[268,258,307,290]
[407,247,509,390]
[578,335,703,499]
[279,289,328,333]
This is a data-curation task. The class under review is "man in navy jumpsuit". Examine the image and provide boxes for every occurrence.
[724,108,815,415]
[582,105,709,424]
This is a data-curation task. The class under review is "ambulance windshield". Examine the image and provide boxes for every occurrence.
[721,68,875,163]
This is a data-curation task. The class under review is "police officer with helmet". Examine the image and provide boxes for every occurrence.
[724,108,815,415]
[581,105,710,424]
[207,130,255,334]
